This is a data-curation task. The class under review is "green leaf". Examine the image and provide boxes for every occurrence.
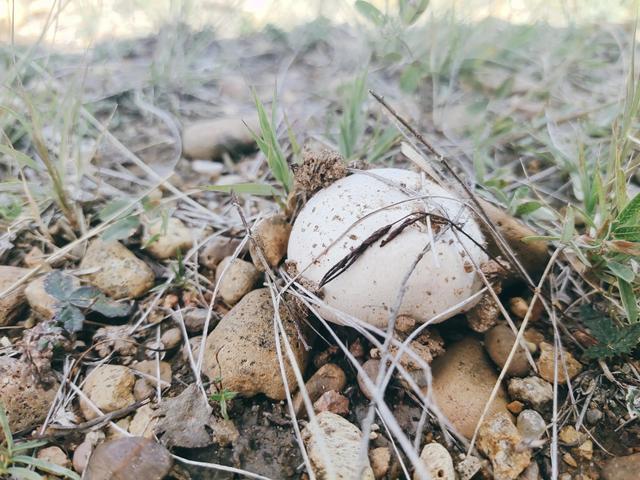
[399,0,429,25]
[560,206,575,243]
[5,467,44,480]
[43,271,77,302]
[608,261,635,283]
[619,277,639,323]
[12,455,80,479]
[400,63,423,93]
[0,144,40,170]
[68,286,132,317]
[616,192,640,226]
[67,285,102,308]
[355,1,384,25]
[0,402,14,451]
[98,198,134,221]
[55,305,85,333]
[90,296,132,318]
[582,305,640,359]
[204,183,279,196]
[12,439,48,452]
[101,215,140,242]
[515,201,542,217]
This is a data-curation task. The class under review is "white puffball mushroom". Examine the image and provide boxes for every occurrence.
[287,168,488,328]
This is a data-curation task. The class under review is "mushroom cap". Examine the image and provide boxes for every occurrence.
[288,168,488,328]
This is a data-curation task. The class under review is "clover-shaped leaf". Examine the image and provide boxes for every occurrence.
[44,270,78,302]
[56,305,85,333]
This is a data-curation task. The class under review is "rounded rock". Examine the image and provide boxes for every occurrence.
[358,359,381,401]
[0,266,29,326]
[430,338,509,439]
[249,214,292,271]
[302,411,375,479]
[288,168,488,328]
[79,240,154,299]
[413,442,455,480]
[517,409,546,441]
[182,115,258,160]
[73,439,93,474]
[199,237,242,270]
[37,445,70,469]
[369,446,391,479]
[536,342,582,385]
[215,256,260,306]
[143,217,193,260]
[160,327,182,350]
[80,365,136,420]
[202,288,308,400]
[507,376,553,411]
[0,357,59,431]
[293,363,347,416]
[484,324,530,377]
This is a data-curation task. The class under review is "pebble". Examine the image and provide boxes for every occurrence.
[507,401,524,414]
[466,290,501,333]
[357,359,381,401]
[369,447,390,479]
[249,214,292,271]
[72,439,93,474]
[477,412,531,480]
[430,338,509,439]
[313,390,349,416]
[413,442,455,480]
[79,239,155,299]
[203,288,308,400]
[578,439,593,460]
[160,327,182,350]
[586,408,603,425]
[134,378,154,401]
[558,425,582,446]
[0,266,28,325]
[37,445,71,469]
[601,452,640,480]
[84,436,173,480]
[301,411,375,479]
[508,376,553,410]
[536,342,582,385]
[562,452,577,468]
[143,217,193,260]
[182,114,259,160]
[199,237,242,270]
[215,256,260,306]
[183,308,218,333]
[0,357,59,431]
[456,455,483,480]
[80,365,136,420]
[517,409,546,441]
[518,461,540,480]
[128,404,158,438]
[293,363,347,416]
[181,335,203,364]
[484,324,530,377]
[25,272,79,320]
[131,360,172,388]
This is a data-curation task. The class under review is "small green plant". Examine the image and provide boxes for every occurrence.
[581,305,640,359]
[0,403,80,480]
[97,196,166,243]
[44,271,131,333]
[249,89,294,194]
[209,376,238,421]
[338,70,368,159]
